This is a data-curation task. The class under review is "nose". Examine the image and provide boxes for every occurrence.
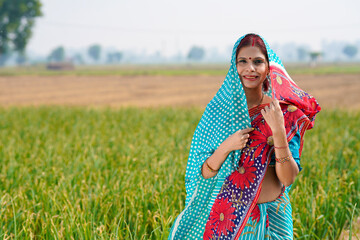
[247,62,255,72]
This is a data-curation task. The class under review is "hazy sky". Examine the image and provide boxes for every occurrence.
[27,0,360,56]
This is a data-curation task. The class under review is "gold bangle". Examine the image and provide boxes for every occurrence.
[205,160,219,172]
[275,155,292,164]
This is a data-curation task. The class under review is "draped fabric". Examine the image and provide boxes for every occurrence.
[203,102,310,240]
[239,186,294,239]
[168,33,321,240]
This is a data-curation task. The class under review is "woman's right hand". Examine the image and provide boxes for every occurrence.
[220,128,254,154]
[202,127,254,179]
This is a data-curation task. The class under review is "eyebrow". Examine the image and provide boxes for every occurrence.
[237,57,266,60]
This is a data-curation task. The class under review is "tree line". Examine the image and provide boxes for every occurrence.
[47,45,123,64]
[0,0,358,66]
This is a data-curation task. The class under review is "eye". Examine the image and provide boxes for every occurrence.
[254,59,265,65]
[237,59,246,64]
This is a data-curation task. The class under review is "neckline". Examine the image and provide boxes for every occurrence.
[248,100,290,117]
[248,103,270,117]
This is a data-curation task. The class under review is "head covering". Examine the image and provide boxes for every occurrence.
[169,33,320,240]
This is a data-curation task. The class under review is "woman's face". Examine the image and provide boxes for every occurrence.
[236,46,269,90]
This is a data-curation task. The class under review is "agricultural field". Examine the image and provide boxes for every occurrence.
[0,65,359,239]
[0,107,359,239]
[0,71,360,109]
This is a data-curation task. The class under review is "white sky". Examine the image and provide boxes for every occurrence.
[27,0,360,56]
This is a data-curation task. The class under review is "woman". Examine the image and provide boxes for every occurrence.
[169,33,320,239]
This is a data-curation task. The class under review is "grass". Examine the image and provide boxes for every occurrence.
[0,107,359,239]
[0,63,359,76]
[291,110,360,239]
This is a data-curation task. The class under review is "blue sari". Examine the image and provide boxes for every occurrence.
[168,33,320,240]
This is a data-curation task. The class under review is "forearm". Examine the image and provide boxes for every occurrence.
[201,144,230,179]
[273,128,299,186]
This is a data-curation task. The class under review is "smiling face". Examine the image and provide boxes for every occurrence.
[236,46,269,91]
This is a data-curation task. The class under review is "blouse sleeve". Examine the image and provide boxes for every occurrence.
[288,130,302,172]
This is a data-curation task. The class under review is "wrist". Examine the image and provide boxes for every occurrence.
[217,143,231,156]
[272,126,286,135]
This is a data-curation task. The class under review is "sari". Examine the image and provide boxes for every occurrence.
[168,34,320,240]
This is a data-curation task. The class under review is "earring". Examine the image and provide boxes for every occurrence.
[263,74,270,92]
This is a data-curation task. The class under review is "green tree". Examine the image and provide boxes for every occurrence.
[16,54,27,65]
[88,44,101,62]
[343,45,358,59]
[48,46,65,62]
[297,47,307,62]
[0,0,42,65]
[187,46,205,61]
[107,51,122,63]
[309,51,322,67]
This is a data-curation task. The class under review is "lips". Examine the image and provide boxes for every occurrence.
[243,75,259,81]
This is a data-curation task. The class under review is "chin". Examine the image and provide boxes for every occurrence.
[242,83,263,90]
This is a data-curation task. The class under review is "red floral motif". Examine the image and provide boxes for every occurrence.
[249,120,273,164]
[270,66,321,125]
[203,225,215,240]
[228,159,257,190]
[250,205,260,223]
[266,213,269,228]
[205,198,236,237]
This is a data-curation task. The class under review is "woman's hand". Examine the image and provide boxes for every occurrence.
[261,99,300,186]
[261,99,285,133]
[202,127,253,179]
[219,128,254,154]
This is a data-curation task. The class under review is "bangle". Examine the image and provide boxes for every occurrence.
[275,155,292,164]
[205,160,219,172]
[274,145,289,149]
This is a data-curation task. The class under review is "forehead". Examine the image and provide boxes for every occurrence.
[237,46,266,59]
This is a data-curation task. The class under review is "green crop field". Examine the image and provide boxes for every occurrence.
[0,107,359,239]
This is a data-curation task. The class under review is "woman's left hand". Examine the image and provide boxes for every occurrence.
[260,99,285,133]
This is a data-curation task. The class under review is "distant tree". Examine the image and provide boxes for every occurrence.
[16,54,27,65]
[113,52,123,62]
[187,46,205,61]
[107,51,123,63]
[343,45,358,59]
[297,47,307,62]
[88,44,101,62]
[72,54,84,65]
[309,51,322,67]
[48,46,65,62]
[0,47,11,66]
[0,0,42,65]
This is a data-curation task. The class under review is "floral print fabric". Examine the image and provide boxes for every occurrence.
[203,102,307,239]
[168,33,320,240]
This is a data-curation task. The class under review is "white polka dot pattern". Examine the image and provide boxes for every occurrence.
[169,34,291,240]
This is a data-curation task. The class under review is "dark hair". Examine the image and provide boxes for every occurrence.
[236,34,270,91]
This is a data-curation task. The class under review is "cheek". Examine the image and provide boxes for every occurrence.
[236,65,242,75]
[258,65,268,75]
